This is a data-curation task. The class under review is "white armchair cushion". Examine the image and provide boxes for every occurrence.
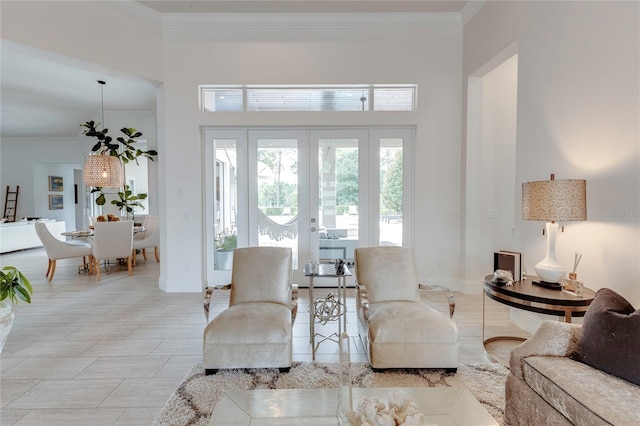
[369,301,458,344]
[229,247,292,307]
[355,246,420,303]
[203,302,292,369]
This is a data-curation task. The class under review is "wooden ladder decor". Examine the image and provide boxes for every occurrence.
[3,186,19,222]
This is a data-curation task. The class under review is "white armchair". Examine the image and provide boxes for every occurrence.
[354,246,459,371]
[202,247,297,374]
[132,215,159,266]
[35,221,92,282]
[91,220,134,281]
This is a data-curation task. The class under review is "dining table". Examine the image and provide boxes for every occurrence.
[60,225,146,274]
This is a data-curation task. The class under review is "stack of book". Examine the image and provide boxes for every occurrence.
[493,250,523,282]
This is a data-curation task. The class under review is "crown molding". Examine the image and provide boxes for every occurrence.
[161,12,463,29]
[460,0,485,25]
[104,1,465,30]
[101,0,163,28]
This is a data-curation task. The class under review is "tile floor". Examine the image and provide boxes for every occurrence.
[0,248,529,425]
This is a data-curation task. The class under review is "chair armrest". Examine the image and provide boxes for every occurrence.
[356,284,369,321]
[419,283,455,318]
[291,283,298,324]
[203,284,232,323]
[509,320,582,379]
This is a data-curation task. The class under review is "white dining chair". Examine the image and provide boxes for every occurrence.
[34,221,92,282]
[132,215,159,266]
[91,220,134,280]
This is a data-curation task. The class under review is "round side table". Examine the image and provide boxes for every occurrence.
[482,275,596,353]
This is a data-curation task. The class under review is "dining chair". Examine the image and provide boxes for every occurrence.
[354,246,459,371]
[91,220,134,280]
[132,215,159,266]
[34,221,92,282]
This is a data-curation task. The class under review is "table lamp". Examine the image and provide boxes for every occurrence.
[522,174,586,288]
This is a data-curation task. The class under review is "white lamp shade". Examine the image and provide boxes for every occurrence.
[84,155,123,187]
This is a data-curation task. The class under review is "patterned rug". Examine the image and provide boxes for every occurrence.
[153,361,508,426]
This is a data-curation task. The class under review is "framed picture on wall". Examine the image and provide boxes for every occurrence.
[49,176,63,192]
[49,194,63,210]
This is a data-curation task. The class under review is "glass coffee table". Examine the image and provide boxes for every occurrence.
[208,387,498,425]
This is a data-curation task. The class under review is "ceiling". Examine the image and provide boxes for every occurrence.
[0,1,471,139]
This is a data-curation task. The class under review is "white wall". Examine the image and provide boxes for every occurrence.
[464,52,518,291]
[1,137,86,227]
[464,1,640,305]
[159,24,463,291]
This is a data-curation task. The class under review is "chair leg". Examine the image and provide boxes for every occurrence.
[95,257,101,281]
[49,260,56,282]
[142,248,148,261]
[154,247,160,262]
[45,259,52,278]
[127,258,133,276]
[132,249,137,267]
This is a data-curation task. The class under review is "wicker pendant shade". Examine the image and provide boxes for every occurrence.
[84,154,123,187]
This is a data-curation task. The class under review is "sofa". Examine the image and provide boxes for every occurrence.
[506,320,640,425]
[0,219,66,253]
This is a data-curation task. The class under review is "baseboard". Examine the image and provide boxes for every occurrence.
[462,279,484,295]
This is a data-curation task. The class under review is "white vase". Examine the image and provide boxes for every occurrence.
[214,251,234,270]
[0,300,15,354]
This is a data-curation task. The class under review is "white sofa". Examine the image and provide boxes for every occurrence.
[0,220,66,253]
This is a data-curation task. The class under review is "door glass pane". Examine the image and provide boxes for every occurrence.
[214,139,237,270]
[257,139,299,269]
[380,139,403,246]
[318,139,359,261]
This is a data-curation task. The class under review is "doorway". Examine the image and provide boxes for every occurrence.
[203,127,414,286]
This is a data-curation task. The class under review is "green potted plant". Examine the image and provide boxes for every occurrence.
[82,121,157,216]
[0,266,32,353]
[111,184,148,216]
[214,231,237,270]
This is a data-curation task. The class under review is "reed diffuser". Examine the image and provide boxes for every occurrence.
[562,253,584,296]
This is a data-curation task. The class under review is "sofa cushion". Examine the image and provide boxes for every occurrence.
[523,356,640,425]
[571,288,640,385]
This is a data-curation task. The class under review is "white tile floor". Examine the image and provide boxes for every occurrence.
[0,248,528,425]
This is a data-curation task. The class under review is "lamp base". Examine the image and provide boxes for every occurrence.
[533,280,562,291]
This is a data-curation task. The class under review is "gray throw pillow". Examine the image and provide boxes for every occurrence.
[571,288,640,385]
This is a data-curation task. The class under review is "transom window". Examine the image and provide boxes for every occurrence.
[200,85,416,112]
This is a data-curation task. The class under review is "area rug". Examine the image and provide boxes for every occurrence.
[153,362,508,426]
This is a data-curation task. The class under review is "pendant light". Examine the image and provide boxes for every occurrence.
[83,80,123,187]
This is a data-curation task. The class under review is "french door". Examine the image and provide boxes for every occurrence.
[203,127,413,286]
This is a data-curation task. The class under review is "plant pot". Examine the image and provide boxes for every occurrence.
[214,251,234,270]
[0,300,15,354]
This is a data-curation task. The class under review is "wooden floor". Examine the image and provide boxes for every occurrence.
[0,248,529,425]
